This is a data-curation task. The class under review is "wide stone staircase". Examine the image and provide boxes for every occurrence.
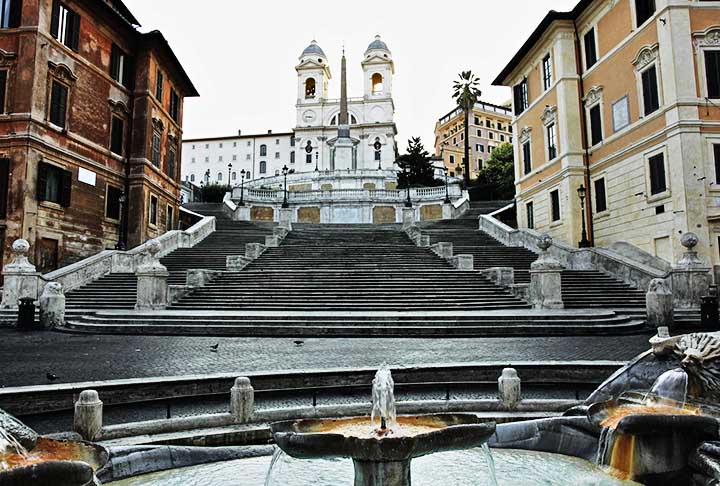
[63,204,275,311]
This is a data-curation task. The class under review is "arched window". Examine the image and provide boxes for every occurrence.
[232,172,237,181]
[350,114,357,124]
[217,172,223,181]
[260,144,267,156]
[259,161,267,174]
[305,78,316,99]
[330,115,337,126]
[190,174,195,182]
[330,114,358,126]
[372,73,383,95]
[275,169,280,176]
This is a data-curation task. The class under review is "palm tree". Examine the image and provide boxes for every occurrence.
[452,71,482,187]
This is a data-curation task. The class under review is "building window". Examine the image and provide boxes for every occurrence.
[110,116,124,155]
[714,144,720,184]
[371,73,384,95]
[513,78,529,115]
[0,0,20,29]
[232,172,237,181]
[259,161,267,174]
[290,137,296,147]
[546,123,557,160]
[641,65,660,115]
[500,135,505,142]
[305,78,316,98]
[477,130,482,137]
[191,157,195,163]
[205,157,209,162]
[167,149,176,179]
[526,202,534,229]
[166,204,173,230]
[449,155,455,165]
[584,28,597,70]
[275,139,280,145]
[635,0,655,27]
[306,153,312,164]
[477,145,485,153]
[219,155,223,162]
[170,89,180,122]
[275,169,280,176]
[290,151,295,164]
[106,185,122,220]
[219,143,223,148]
[705,51,720,99]
[0,70,8,114]
[49,80,69,128]
[155,70,163,100]
[50,1,80,51]
[110,44,131,88]
[589,104,603,146]
[594,178,607,213]
[486,120,492,128]
[190,174,195,182]
[474,117,480,125]
[246,154,251,160]
[275,152,280,159]
[522,141,532,174]
[550,189,561,222]
[488,133,493,140]
[648,153,667,195]
[260,144,267,156]
[151,131,161,168]
[37,162,71,207]
[149,195,158,226]
[216,172,222,182]
[542,54,552,90]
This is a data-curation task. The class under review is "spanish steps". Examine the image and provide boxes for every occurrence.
[61,202,647,336]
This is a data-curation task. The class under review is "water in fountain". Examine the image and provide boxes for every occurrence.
[645,368,689,407]
[481,444,498,486]
[371,364,397,434]
[0,427,28,471]
[264,448,290,486]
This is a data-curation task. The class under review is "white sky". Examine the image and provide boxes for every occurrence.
[124,0,578,150]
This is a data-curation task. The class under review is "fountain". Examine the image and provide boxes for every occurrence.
[270,365,496,486]
[0,408,108,486]
[588,333,720,485]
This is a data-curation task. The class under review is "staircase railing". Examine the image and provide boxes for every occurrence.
[41,210,216,293]
[233,185,463,205]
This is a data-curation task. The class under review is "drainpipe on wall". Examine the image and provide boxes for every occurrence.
[573,19,595,246]
[121,88,135,250]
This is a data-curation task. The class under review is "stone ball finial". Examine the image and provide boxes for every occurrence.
[681,232,699,250]
[146,239,162,257]
[234,377,252,388]
[11,239,30,256]
[537,234,553,252]
[78,389,101,404]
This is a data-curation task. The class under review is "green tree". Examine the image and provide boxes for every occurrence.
[452,71,482,187]
[396,137,442,188]
[473,143,515,200]
[199,183,231,203]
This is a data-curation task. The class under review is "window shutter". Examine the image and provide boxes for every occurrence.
[706,52,720,99]
[0,158,9,218]
[590,105,603,145]
[50,0,60,38]
[36,162,48,201]
[0,70,7,115]
[714,144,720,184]
[9,0,21,28]
[68,9,79,51]
[54,83,68,128]
[60,168,72,207]
[122,55,134,89]
[110,44,119,80]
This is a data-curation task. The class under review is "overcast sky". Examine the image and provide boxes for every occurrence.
[123,0,578,150]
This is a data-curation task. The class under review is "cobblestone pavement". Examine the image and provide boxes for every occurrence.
[0,329,652,388]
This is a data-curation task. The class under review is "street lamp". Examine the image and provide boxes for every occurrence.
[282,165,294,209]
[227,163,233,187]
[204,169,211,185]
[374,139,383,171]
[239,169,247,206]
[403,163,412,208]
[443,167,451,204]
[577,184,591,248]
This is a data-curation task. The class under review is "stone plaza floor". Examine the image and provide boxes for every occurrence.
[0,329,652,387]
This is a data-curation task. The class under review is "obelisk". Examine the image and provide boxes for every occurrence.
[334,49,354,170]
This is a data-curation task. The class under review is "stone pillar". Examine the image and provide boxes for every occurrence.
[529,234,564,309]
[646,278,674,330]
[246,243,265,260]
[279,208,294,231]
[74,390,103,441]
[671,233,712,309]
[431,242,453,259]
[230,377,254,423]
[226,256,253,272]
[39,282,65,330]
[442,203,453,220]
[483,267,515,287]
[401,208,415,230]
[265,235,281,248]
[1,240,41,309]
[450,254,474,270]
[498,368,521,410]
[135,239,169,310]
[236,206,251,222]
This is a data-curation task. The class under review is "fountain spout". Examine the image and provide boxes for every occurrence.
[371,365,397,435]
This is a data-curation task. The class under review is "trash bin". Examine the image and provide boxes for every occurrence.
[701,295,719,330]
[17,297,35,331]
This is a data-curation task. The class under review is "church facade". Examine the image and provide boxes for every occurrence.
[293,37,398,173]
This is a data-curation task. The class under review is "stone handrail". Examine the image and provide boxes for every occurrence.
[241,169,399,190]
[235,185,463,205]
[478,214,668,291]
[41,212,216,293]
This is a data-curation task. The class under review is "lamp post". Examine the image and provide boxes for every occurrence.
[443,167,451,204]
[374,139,383,171]
[239,169,246,206]
[577,184,591,248]
[204,169,211,185]
[227,163,233,188]
[282,165,294,209]
[403,163,412,208]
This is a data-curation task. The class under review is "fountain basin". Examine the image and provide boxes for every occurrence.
[588,393,720,485]
[272,414,495,486]
[0,437,108,486]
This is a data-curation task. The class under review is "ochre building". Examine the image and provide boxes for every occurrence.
[0,0,198,273]
[494,0,720,265]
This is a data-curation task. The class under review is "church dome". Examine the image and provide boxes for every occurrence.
[302,40,326,58]
[366,35,390,54]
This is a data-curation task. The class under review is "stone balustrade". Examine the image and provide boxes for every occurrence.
[234,185,463,205]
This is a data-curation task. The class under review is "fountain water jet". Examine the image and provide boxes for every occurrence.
[271,366,496,486]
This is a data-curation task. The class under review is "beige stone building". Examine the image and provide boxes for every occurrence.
[494,0,720,265]
[434,101,512,178]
